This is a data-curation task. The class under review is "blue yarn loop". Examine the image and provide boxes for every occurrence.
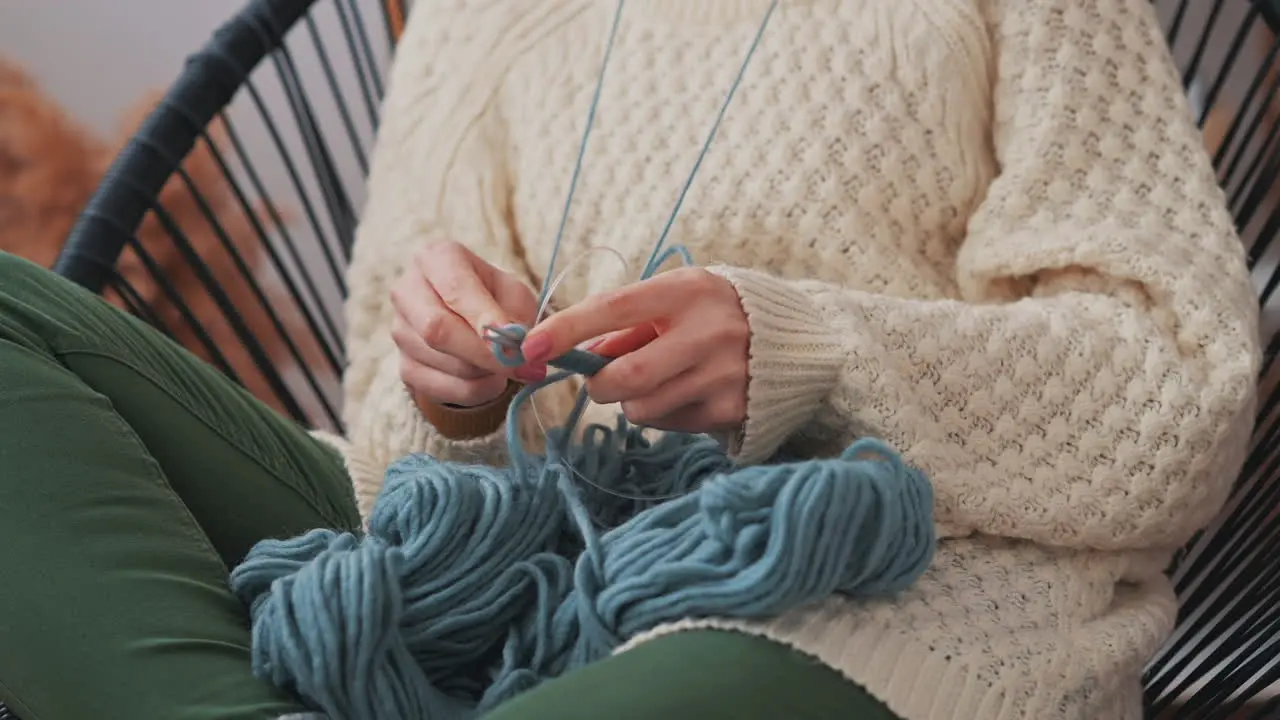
[230,2,938,719]
[488,323,610,376]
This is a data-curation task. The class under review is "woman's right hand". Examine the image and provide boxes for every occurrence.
[391,240,544,408]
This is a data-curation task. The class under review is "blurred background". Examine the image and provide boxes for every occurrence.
[2,0,389,206]
[0,0,401,428]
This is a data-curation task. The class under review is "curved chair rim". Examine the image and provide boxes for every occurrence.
[52,0,319,293]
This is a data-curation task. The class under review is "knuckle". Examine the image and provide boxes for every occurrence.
[424,244,474,292]
[611,359,649,398]
[457,363,490,381]
[714,360,749,387]
[430,239,465,259]
[417,241,459,273]
[397,356,420,388]
[714,394,747,426]
[504,276,539,322]
[620,399,656,426]
[412,244,431,266]
[458,377,502,406]
[712,317,750,345]
[432,272,464,307]
[454,383,483,406]
[584,375,619,405]
[492,265,517,286]
[666,266,712,295]
[391,317,412,349]
[601,289,634,315]
[583,377,606,404]
[389,283,409,312]
[417,312,450,349]
[684,266,716,289]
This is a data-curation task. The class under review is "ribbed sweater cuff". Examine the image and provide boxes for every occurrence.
[418,381,520,440]
[705,265,846,465]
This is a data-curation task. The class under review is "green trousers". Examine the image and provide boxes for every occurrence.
[0,251,899,720]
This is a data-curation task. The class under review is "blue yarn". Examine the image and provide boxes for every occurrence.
[229,2,938,718]
[232,427,934,720]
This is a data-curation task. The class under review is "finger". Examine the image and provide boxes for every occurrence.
[585,328,702,405]
[399,358,510,407]
[392,278,504,372]
[588,323,659,358]
[633,401,722,434]
[491,270,541,327]
[617,364,746,432]
[392,315,492,380]
[417,243,511,333]
[522,268,708,363]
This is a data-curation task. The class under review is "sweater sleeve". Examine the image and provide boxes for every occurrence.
[342,0,579,516]
[707,0,1260,551]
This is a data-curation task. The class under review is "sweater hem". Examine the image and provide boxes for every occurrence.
[617,616,1012,720]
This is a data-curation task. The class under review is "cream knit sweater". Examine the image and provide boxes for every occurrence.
[340,0,1261,717]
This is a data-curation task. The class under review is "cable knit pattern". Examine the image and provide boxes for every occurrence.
[342,0,1260,717]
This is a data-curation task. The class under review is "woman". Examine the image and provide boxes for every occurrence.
[0,0,1259,718]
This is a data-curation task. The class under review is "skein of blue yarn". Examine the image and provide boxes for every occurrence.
[230,417,935,720]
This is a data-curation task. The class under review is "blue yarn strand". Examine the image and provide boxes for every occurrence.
[229,2,938,719]
[539,0,628,307]
[643,0,777,279]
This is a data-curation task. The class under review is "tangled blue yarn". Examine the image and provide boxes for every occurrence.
[231,419,934,720]
[229,2,936,718]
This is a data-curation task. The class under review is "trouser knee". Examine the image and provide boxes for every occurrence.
[0,249,48,279]
[0,251,66,307]
[0,250,98,354]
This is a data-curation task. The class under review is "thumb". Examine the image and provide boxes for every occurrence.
[492,270,541,329]
[418,244,511,333]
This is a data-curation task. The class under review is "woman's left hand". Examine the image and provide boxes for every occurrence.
[521,267,750,434]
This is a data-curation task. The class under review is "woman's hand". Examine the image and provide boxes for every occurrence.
[522,268,750,434]
[391,240,544,408]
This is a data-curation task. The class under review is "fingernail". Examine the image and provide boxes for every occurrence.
[522,334,552,363]
[515,364,547,383]
[584,336,608,352]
